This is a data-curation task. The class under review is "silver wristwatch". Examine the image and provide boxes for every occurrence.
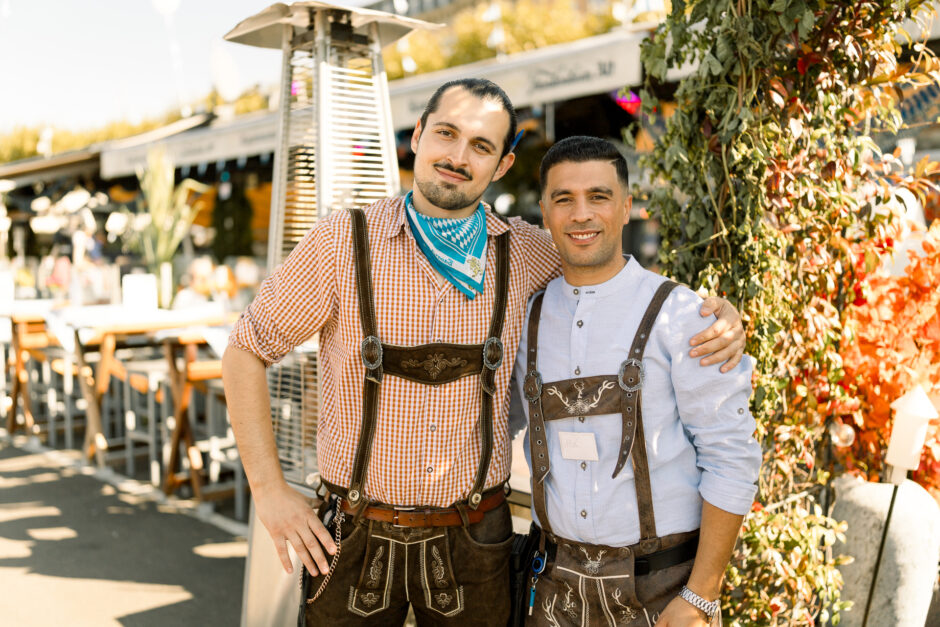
[679,585,720,621]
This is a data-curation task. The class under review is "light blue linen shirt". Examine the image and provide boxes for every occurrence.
[510,257,762,546]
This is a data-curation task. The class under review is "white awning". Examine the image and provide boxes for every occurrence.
[101,29,650,177]
[387,28,646,129]
[100,113,278,179]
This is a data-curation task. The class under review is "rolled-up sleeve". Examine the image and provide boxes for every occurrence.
[666,289,762,515]
[229,215,339,365]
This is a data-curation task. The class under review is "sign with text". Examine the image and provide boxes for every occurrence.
[388,29,645,129]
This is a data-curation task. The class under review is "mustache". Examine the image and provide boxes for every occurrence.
[433,162,472,181]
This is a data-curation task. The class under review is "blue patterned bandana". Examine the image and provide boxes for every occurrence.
[404,192,488,299]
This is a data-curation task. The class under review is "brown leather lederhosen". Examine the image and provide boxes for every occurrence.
[336,207,511,513]
[522,280,705,626]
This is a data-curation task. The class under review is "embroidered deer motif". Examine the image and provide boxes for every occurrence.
[403,354,467,379]
[579,547,607,575]
[611,588,639,623]
[559,582,579,619]
[542,597,562,627]
[546,380,616,415]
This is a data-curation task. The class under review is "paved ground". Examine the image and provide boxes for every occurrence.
[0,437,248,627]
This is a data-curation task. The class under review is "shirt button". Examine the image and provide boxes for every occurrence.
[738,408,745,414]
[429,424,436,432]
[578,416,585,423]
[580,510,587,518]
[573,288,579,295]
[580,461,587,470]
[576,320,583,328]
[574,367,581,375]
[427,466,433,473]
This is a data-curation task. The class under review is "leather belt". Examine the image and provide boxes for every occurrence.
[546,531,699,576]
[633,533,698,576]
[340,489,506,527]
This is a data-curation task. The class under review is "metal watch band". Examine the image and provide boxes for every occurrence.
[679,585,720,620]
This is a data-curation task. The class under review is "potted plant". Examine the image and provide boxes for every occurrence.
[122,146,209,307]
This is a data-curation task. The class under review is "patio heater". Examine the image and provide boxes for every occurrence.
[224,5,435,624]
[225,1,434,489]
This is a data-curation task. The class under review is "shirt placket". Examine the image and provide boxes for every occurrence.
[569,292,597,536]
[419,278,457,501]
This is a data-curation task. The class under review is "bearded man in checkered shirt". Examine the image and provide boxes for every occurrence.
[222,78,746,626]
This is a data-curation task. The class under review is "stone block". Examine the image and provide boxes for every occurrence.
[831,475,940,627]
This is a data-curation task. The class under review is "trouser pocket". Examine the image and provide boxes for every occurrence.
[419,532,463,617]
[299,497,364,623]
[348,525,395,617]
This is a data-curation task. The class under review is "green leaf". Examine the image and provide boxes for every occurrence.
[797,8,816,39]
[704,52,723,76]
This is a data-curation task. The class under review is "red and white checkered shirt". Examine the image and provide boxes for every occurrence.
[230,196,560,507]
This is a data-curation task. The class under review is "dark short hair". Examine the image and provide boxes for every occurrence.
[420,78,518,158]
[539,136,630,195]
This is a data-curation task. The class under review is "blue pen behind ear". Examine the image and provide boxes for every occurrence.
[510,129,525,153]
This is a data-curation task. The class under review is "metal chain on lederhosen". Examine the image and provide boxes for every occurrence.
[303,497,345,606]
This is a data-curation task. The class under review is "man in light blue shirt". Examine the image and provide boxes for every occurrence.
[511,136,762,626]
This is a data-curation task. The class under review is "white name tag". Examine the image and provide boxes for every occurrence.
[558,431,599,461]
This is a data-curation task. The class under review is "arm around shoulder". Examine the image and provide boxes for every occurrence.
[511,218,561,293]
[667,288,762,516]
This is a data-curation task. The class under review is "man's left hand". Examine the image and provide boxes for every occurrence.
[655,596,711,626]
[691,297,745,372]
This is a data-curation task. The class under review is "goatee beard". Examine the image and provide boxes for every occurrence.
[415,178,482,213]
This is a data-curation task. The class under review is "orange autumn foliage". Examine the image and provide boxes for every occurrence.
[839,221,940,495]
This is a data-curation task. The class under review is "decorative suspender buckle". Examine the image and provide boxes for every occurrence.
[523,371,543,402]
[361,335,383,371]
[483,336,504,370]
[618,359,644,392]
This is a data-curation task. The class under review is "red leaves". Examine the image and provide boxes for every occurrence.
[851,283,867,306]
[838,221,940,496]
[797,53,823,76]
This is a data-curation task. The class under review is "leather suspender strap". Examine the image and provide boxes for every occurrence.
[468,231,510,508]
[524,280,677,541]
[623,280,678,547]
[350,209,382,381]
[347,208,510,509]
[348,208,380,505]
[482,232,510,395]
[522,292,552,534]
